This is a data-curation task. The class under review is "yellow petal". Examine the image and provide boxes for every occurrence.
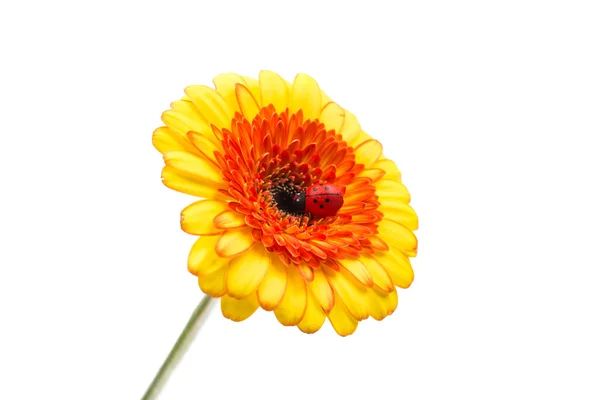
[375,247,414,288]
[372,159,402,181]
[339,111,360,144]
[235,84,261,120]
[226,244,270,299]
[325,268,369,321]
[369,287,398,321]
[274,266,307,326]
[319,102,345,133]
[241,76,261,106]
[221,293,259,322]
[308,268,334,313]
[213,210,246,229]
[374,179,411,203]
[185,85,234,129]
[257,252,288,311]
[338,258,373,287]
[348,130,372,148]
[290,73,321,120]
[378,219,418,257]
[161,100,211,139]
[161,166,226,200]
[163,151,222,184]
[354,139,383,168]
[215,227,255,258]
[188,235,228,277]
[327,292,358,336]
[377,203,418,231]
[198,266,228,297]
[360,255,394,293]
[181,200,228,235]
[296,263,314,282]
[320,89,332,104]
[213,73,247,113]
[152,126,198,154]
[356,167,385,183]
[297,291,326,334]
[187,131,220,163]
[259,70,289,112]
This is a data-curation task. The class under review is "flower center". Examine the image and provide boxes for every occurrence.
[212,105,384,268]
[269,182,306,216]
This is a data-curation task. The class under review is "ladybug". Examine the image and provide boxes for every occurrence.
[293,183,344,217]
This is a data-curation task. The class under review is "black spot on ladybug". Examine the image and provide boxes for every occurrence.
[313,187,318,191]
[325,198,330,202]
[313,199,317,203]
[319,183,323,186]
[319,204,324,209]
[325,186,329,190]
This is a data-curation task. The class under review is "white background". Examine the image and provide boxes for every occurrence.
[1,1,599,399]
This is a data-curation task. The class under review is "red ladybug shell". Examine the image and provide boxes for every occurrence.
[305,184,344,217]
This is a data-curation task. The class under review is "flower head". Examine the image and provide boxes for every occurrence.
[153,71,418,336]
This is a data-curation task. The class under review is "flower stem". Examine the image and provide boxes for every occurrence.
[142,294,215,400]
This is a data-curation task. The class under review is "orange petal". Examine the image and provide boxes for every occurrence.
[343,187,376,204]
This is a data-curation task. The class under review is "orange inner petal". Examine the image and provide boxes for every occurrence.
[196,106,386,269]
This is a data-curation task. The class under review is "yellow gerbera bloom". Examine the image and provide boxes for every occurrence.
[153,71,418,336]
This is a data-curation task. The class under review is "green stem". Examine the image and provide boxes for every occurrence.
[142,295,215,400]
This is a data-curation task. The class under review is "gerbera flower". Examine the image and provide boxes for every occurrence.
[153,71,418,336]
